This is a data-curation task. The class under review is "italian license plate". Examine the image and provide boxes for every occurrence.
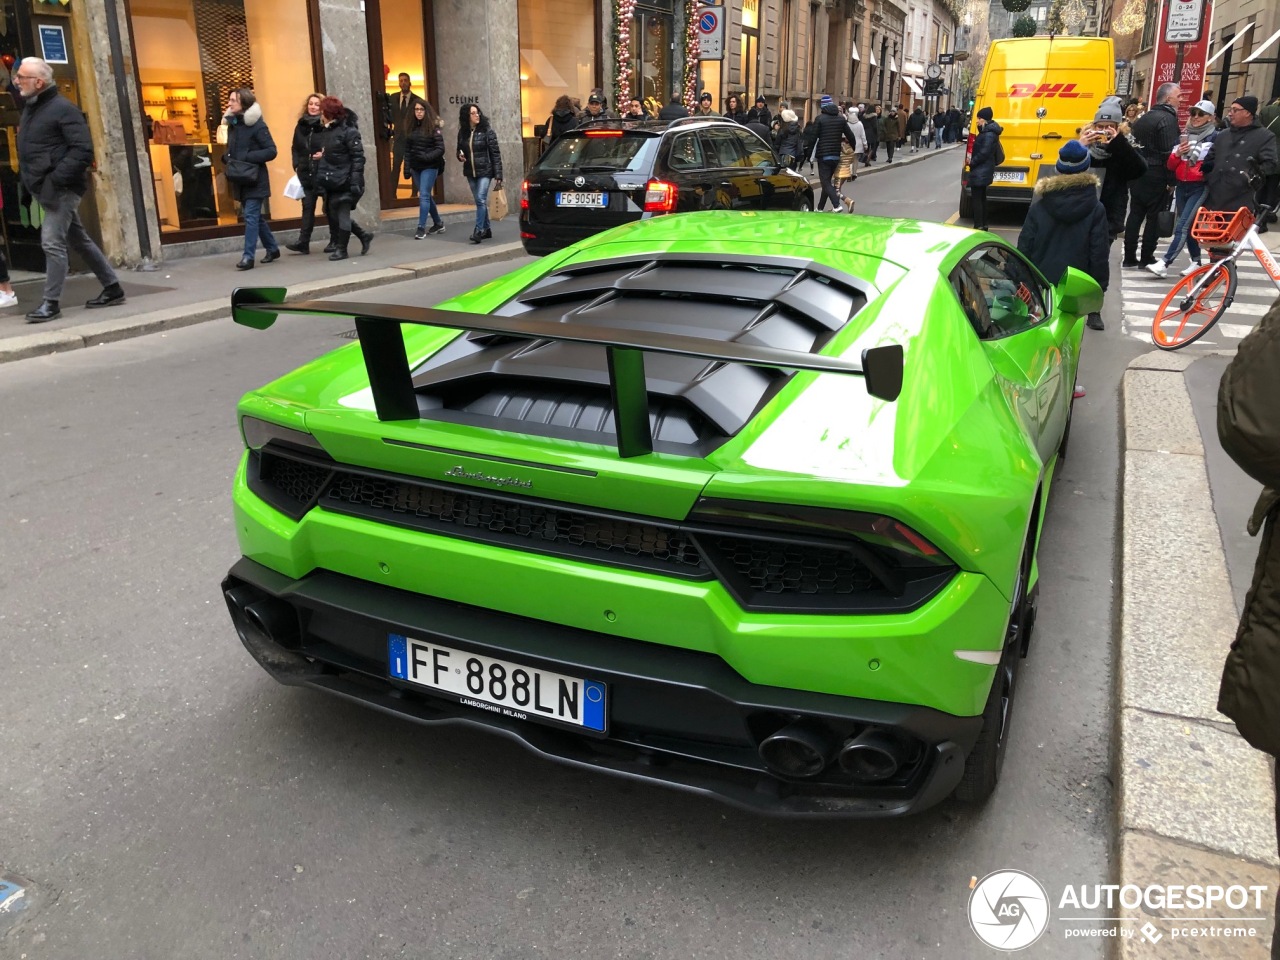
[556,191,607,207]
[993,171,1025,183]
[388,634,607,732]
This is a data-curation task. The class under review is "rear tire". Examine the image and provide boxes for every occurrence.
[958,185,973,220]
[953,546,1031,803]
[798,192,813,212]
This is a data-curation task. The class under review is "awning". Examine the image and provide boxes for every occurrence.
[888,56,898,74]
[1244,25,1280,63]
[851,42,861,62]
[868,47,878,68]
[904,77,925,97]
[1206,23,1254,67]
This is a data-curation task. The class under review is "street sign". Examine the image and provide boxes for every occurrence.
[1165,0,1206,43]
[697,6,725,61]
[938,52,955,65]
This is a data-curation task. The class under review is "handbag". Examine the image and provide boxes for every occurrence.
[1155,197,1176,238]
[152,119,187,144]
[224,157,260,185]
[283,174,305,200]
[490,185,509,221]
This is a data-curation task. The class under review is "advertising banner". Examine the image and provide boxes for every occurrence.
[1148,0,1215,125]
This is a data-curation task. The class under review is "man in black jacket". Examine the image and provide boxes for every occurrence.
[1201,96,1279,217]
[389,73,426,197]
[658,96,689,122]
[13,57,123,322]
[1123,81,1180,267]
[805,95,861,212]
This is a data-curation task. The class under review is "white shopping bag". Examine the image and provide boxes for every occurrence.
[283,174,305,200]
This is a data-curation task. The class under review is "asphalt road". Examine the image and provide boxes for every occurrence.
[0,154,1146,959]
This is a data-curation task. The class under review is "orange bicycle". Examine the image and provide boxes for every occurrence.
[1151,204,1280,349]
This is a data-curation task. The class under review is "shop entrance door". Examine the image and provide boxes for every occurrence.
[365,0,436,208]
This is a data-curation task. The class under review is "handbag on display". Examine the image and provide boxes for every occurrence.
[490,185,509,221]
[224,158,260,185]
[152,119,187,144]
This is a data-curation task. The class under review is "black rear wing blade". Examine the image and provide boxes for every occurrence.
[232,286,903,459]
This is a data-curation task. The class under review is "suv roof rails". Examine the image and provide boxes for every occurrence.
[665,115,743,129]
[570,115,664,130]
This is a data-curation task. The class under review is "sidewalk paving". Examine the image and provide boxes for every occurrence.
[0,206,528,365]
[1119,348,1278,957]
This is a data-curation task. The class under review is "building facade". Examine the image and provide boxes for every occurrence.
[3,0,963,275]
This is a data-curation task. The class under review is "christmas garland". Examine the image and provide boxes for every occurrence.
[682,2,701,111]
[613,0,637,108]
[1001,0,1031,12]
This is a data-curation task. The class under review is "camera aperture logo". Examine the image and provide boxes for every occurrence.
[968,870,1050,951]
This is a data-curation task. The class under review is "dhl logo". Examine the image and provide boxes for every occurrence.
[996,83,1096,99]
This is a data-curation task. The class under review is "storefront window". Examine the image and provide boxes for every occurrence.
[632,9,671,107]
[131,0,318,238]
[370,0,432,206]
[517,0,596,139]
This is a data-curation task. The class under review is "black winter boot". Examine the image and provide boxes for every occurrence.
[328,230,349,261]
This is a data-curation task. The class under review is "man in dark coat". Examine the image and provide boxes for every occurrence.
[932,108,947,149]
[906,106,926,153]
[804,95,861,211]
[1215,293,1280,960]
[746,94,771,127]
[389,72,427,196]
[658,95,689,122]
[1200,96,1279,216]
[13,57,123,321]
[1017,140,1110,330]
[863,106,880,164]
[967,107,1003,231]
[575,92,610,127]
[1123,81,1181,267]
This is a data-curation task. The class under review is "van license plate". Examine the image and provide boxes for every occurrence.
[993,171,1025,183]
[389,633,607,733]
[556,192,607,207]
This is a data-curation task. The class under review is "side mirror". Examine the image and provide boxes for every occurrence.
[1056,266,1104,316]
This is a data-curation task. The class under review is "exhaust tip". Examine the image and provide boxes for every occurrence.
[838,729,904,782]
[758,722,836,779]
[243,598,300,648]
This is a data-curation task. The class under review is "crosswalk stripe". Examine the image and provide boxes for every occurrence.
[1133,299,1272,317]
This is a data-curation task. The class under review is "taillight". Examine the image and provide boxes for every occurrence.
[643,179,678,213]
[964,133,975,168]
[584,129,624,137]
[520,179,529,211]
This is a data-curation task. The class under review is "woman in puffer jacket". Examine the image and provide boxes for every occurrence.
[1149,101,1220,278]
[315,95,373,261]
[405,100,446,238]
[285,92,325,255]
[456,102,503,243]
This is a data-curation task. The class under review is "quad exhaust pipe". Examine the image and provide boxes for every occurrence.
[223,582,317,681]
[757,722,837,778]
[837,729,906,782]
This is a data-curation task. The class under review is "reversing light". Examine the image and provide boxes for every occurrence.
[643,179,678,213]
[584,129,624,137]
[520,180,529,211]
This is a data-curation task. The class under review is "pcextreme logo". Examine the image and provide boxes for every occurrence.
[996,83,1096,98]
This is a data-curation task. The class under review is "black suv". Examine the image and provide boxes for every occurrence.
[519,117,814,256]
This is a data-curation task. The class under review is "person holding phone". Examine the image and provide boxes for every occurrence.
[1148,100,1218,278]
[1082,99,1147,245]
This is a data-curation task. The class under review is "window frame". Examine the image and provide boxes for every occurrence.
[950,243,1053,341]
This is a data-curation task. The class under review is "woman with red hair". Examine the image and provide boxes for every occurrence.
[314,95,373,260]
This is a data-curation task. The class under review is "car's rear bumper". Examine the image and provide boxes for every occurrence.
[224,556,983,817]
[960,181,1034,203]
[520,215,641,256]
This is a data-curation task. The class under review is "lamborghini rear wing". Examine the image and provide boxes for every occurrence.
[231,286,903,459]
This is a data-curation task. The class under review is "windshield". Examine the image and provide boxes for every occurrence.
[535,133,659,174]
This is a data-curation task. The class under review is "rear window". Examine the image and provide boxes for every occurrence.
[535,133,660,174]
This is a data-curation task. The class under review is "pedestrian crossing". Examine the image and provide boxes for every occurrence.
[1120,254,1280,348]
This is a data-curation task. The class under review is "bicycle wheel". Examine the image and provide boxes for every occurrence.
[1151,260,1237,350]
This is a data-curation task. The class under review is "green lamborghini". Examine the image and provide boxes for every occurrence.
[222,211,1102,816]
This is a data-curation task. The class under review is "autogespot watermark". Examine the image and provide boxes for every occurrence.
[967,869,1271,950]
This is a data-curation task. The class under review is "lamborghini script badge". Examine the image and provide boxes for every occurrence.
[445,465,534,490]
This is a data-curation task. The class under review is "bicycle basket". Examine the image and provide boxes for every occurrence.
[1190,207,1253,245]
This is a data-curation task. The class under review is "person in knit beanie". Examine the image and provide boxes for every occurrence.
[1017,140,1110,330]
[1200,94,1278,218]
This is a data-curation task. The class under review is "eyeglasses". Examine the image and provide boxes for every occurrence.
[13,73,37,81]
[1189,109,1205,116]
[1227,106,1245,113]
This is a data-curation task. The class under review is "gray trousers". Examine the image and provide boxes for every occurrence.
[41,189,119,302]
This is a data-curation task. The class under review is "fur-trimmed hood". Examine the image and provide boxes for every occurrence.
[1033,171,1099,197]
[227,101,263,127]
[1031,171,1103,225]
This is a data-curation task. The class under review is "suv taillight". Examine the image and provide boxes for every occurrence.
[964,133,975,168]
[520,179,529,211]
[643,180,678,214]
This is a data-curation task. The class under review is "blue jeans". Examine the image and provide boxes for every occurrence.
[1161,183,1205,265]
[467,176,492,233]
[241,197,278,259]
[934,128,943,149]
[416,168,442,229]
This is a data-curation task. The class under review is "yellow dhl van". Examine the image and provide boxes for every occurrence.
[960,36,1115,216]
